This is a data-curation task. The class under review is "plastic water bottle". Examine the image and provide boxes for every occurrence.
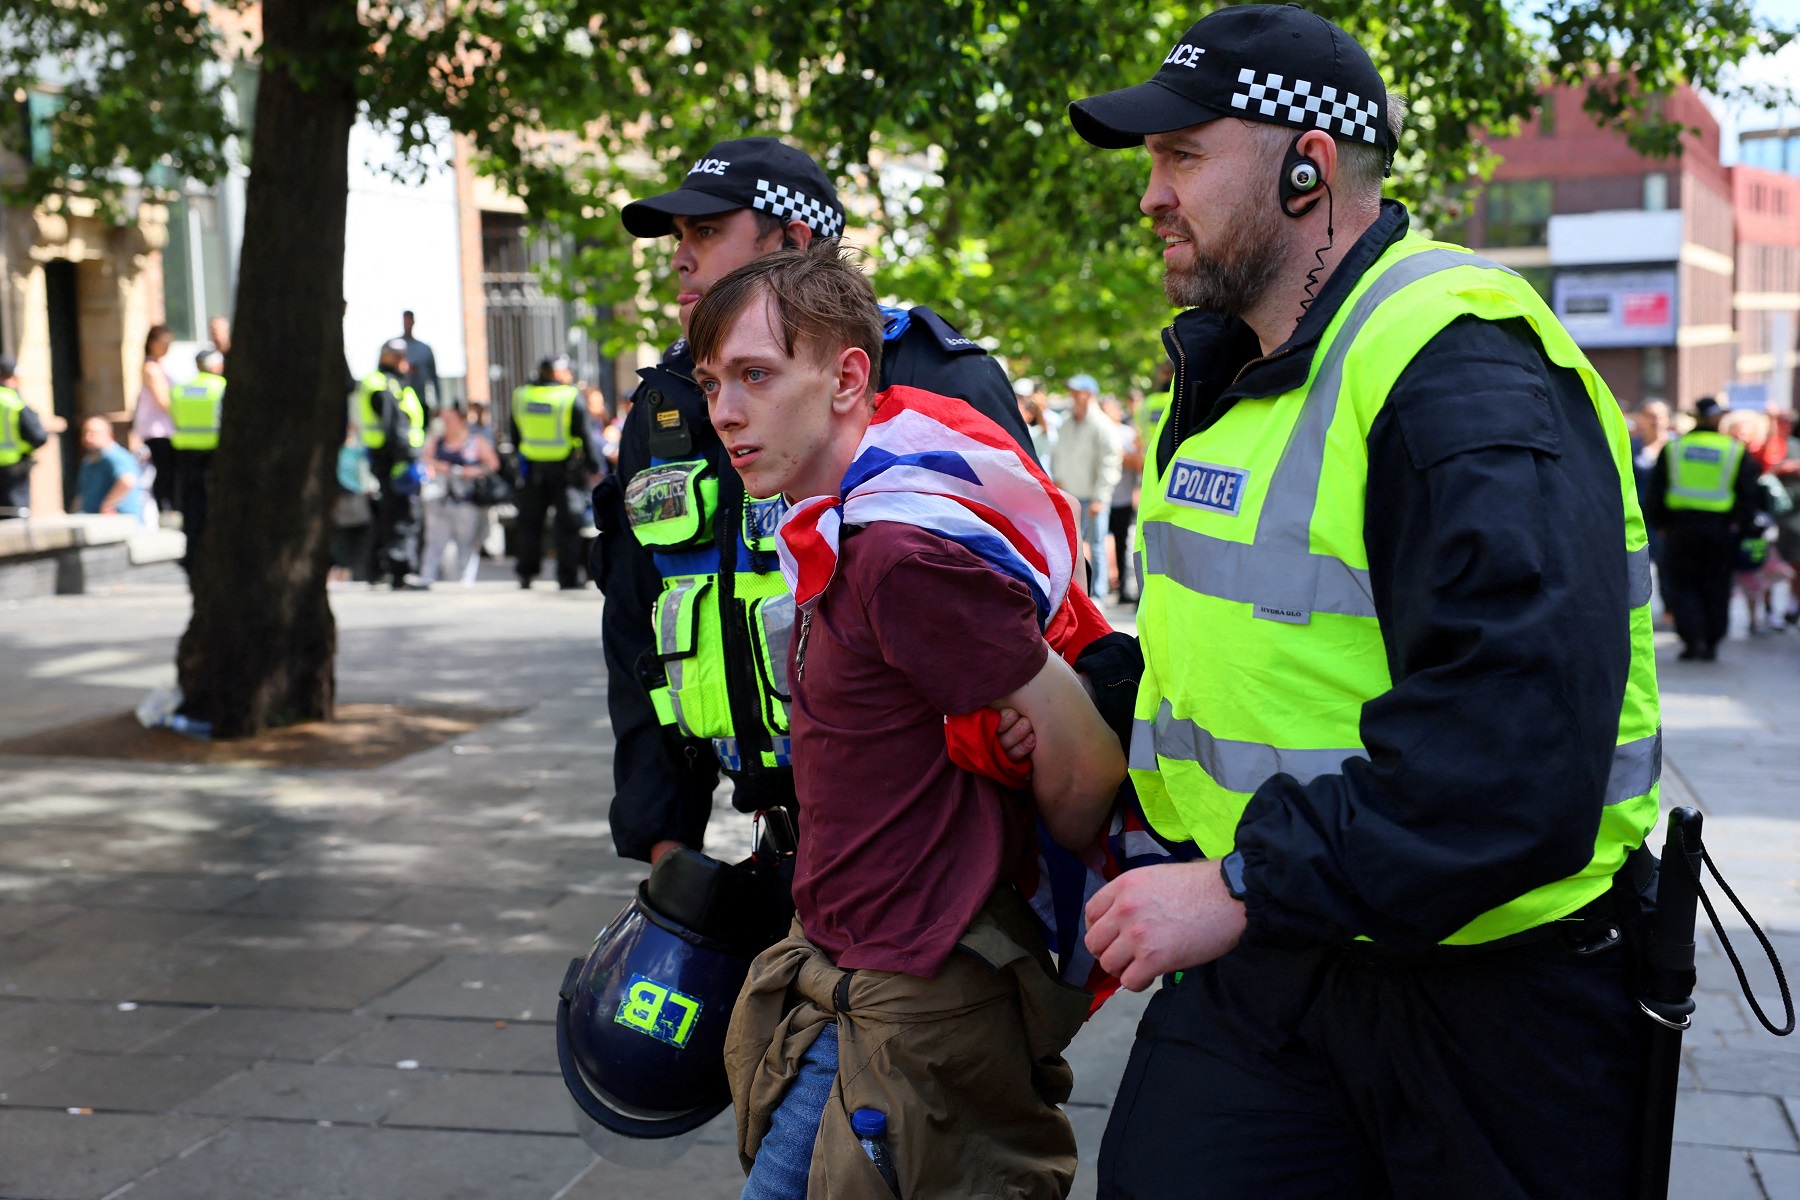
[851,1108,901,1196]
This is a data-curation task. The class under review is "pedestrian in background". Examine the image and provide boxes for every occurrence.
[512,354,601,590]
[1105,393,1143,603]
[1015,379,1054,462]
[1047,372,1121,596]
[421,406,500,585]
[207,314,232,358]
[75,416,144,520]
[0,356,64,519]
[383,309,440,415]
[134,325,178,519]
[170,349,227,575]
[1633,400,1672,622]
[353,339,428,590]
[1647,395,1763,660]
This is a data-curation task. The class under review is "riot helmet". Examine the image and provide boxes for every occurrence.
[557,843,792,1154]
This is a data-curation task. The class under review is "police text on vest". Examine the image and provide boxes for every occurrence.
[1166,459,1248,516]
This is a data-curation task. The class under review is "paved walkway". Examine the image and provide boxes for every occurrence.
[0,578,1792,1198]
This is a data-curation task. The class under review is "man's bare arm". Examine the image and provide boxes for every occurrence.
[991,651,1125,849]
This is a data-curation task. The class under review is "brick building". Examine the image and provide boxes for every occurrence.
[1468,85,1738,413]
[1729,160,1800,413]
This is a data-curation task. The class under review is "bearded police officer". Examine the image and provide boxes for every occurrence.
[354,339,428,589]
[1644,396,1761,661]
[596,136,1035,864]
[1070,7,1662,1197]
[513,355,602,590]
[170,349,226,573]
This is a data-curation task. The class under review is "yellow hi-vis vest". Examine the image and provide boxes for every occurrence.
[0,387,25,468]
[169,371,226,451]
[1132,236,1662,946]
[1664,430,1744,514]
[513,384,580,462]
[354,372,425,454]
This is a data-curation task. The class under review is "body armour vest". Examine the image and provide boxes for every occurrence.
[1131,236,1662,946]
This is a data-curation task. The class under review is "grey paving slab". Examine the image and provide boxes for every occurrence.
[0,999,200,1057]
[118,1121,595,1200]
[328,1015,560,1073]
[0,903,76,936]
[382,1070,570,1134]
[0,1110,226,1200]
[181,914,380,952]
[81,872,262,912]
[0,943,438,1009]
[1668,1143,1766,1200]
[557,1128,746,1200]
[139,1007,381,1061]
[368,953,570,1021]
[220,877,409,921]
[1675,1089,1799,1152]
[178,1061,446,1124]
[1753,1149,1800,1200]
[2,1050,248,1112]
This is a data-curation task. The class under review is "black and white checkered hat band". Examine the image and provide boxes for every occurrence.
[1230,69,1380,144]
[752,179,845,239]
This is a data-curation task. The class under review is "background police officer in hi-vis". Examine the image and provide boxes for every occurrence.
[354,339,428,590]
[1068,7,1662,1196]
[512,354,601,590]
[595,136,1036,865]
[1644,395,1762,662]
[0,356,63,519]
[170,349,226,575]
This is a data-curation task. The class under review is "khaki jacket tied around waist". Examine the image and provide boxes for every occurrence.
[724,886,1092,1199]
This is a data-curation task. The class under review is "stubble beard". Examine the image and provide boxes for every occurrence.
[1161,202,1288,316]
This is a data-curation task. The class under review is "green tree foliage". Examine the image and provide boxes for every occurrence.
[1,1,1790,386]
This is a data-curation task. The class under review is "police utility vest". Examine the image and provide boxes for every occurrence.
[169,371,226,452]
[1133,236,1662,946]
[513,384,580,462]
[0,386,26,468]
[1664,430,1745,514]
[628,307,990,776]
[354,372,425,467]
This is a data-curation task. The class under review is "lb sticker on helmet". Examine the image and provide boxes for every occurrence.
[614,973,704,1049]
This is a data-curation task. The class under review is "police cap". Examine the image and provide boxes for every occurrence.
[621,137,846,242]
[1069,4,1396,158]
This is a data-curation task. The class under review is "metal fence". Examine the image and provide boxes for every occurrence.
[480,212,610,441]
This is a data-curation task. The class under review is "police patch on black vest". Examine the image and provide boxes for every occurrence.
[1165,458,1248,516]
[626,463,699,527]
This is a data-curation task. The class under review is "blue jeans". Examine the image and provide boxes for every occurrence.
[740,1022,838,1200]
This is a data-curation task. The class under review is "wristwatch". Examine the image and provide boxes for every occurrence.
[1219,850,1249,902]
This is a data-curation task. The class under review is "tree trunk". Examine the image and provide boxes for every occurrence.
[175,0,360,738]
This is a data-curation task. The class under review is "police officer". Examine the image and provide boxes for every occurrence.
[354,339,428,589]
[1645,395,1761,661]
[0,356,62,519]
[169,349,226,572]
[512,355,601,590]
[1069,8,1660,1196]
[596,136,1035,864]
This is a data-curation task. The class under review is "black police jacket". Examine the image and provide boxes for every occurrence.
[1162,201,1634,951]
[595,308,1034,862]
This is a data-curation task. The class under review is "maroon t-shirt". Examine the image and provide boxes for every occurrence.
[788,522,1049,977]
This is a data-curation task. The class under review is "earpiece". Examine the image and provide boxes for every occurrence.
[1278,135,1325,218]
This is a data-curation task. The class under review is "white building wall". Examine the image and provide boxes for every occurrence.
[341,120,467,393]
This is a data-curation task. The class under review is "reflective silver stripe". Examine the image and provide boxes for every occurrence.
[758,595,796,679]
[1134,700,1365,794]
[1153,248,1513,618]
[659,577,704,731]
[1627,546,1653,609]
[1142,521,1376,618]
[1606,729,1661,805]
[1136,706,1661,806]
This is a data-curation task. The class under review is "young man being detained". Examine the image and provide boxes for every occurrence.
[689,249,1124,1200]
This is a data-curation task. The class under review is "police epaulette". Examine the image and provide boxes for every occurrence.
[907,306,987,356]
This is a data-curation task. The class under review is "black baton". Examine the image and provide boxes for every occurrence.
[1635,806,1704,1200]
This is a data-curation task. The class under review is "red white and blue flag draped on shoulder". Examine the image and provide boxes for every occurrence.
[775,385,1194,1012]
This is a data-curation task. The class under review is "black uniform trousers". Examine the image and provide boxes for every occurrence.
[1,465,30,517]
[515,458,583,588]
[1098,909,1646,1200]
[368,453,421,583]
[177,451,211,573]
[1661,521,1737,652]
